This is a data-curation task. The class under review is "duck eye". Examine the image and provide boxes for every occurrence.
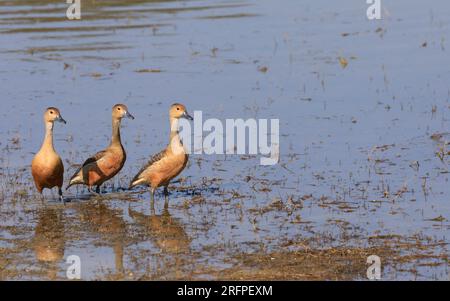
[177,107,180,111]
[50,111,54,114]
[117,107,121,111]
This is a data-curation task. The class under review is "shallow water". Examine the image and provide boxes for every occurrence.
[0,0,449,280]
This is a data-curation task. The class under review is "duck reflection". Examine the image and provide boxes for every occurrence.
[33,207,65,280]
[78,202,126,276]
[128,207,190,254]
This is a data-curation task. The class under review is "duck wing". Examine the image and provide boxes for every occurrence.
[80,150,107,167]
[69,150,107,181]
[130,149,166,187]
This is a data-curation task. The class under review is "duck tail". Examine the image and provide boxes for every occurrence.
[129,177,145,190]
[66,173,83,191]
[65,182,74,191]
[66,180,78,190]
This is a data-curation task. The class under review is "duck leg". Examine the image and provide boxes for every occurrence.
[150,188,155,211]
[164,186,169,209]
[88,186,98,195]
[96,185,101,194]
[58,187,65,204]
[39,192,45,204]
[150,205,156,216]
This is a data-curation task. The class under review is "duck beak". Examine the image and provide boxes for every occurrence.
[183,111,193,121]
[125,111,135,120]
[57,115,67,124]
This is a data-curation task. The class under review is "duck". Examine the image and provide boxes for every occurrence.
[129,103,193,208]
[66,104,134,194]
[31,107,66,202]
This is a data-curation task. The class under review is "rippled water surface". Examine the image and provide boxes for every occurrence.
[1,0,450,280]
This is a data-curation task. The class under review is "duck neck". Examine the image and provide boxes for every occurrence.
[110,117,122,147]
[168,117,184,154]
[42,121,55,151]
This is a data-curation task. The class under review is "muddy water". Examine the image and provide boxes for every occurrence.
[0,0,449,280]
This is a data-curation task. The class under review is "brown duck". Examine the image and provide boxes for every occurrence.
[31,107,66,202]
[67,104,134,193]
[129,103,193,208]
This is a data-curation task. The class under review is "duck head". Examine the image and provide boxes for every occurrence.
[170,103,193,120]
[112,104,134,120]
[44,107,66,124]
